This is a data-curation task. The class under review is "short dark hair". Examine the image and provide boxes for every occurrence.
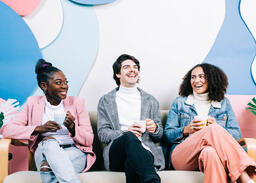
[35,59,61,88]
[179,63,228,102]
[112,54,140,86]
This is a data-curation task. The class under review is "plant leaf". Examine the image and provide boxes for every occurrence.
[246,107,256,111]
[0,112,4,121]
[252,97,256,105]
[247,102,256,108]
[250,110,256,116]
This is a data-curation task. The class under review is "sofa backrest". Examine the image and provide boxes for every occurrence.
[88,110,169,171]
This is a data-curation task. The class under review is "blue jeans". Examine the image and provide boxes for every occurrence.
[34,139,87,183]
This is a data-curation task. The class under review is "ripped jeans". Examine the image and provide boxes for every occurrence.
[34,139,87,183]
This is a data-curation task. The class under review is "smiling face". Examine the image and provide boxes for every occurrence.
[116,59,139,88]
[190,66,208,94]
[40,71,69,105]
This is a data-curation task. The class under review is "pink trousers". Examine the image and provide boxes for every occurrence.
[171,124,255,183]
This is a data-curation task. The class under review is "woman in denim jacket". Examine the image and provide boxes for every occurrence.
[164,63,255,183]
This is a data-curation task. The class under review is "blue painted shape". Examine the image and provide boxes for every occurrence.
[38,0,98,96]
[203,0,256,94]
[0,2,42,105]
[69,0,115,5]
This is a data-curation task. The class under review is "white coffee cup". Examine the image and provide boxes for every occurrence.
[194,115,208,127]
[54,111,66,125]
[134,120,146,133]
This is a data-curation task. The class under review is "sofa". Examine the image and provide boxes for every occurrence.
[0,110,205,183]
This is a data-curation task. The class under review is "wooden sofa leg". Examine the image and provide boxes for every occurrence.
[0,139,11,183]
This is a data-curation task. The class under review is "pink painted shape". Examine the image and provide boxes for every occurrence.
[1,0,40,16]
[226,95,256,138]
[9,145,28,174]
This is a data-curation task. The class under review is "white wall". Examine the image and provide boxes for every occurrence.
[79,0,225,111]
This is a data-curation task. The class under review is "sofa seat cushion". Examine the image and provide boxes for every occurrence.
[4,170,204,183]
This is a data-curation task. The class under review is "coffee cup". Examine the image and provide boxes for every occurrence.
[134,120,146,133]
[54,111,66,125]
[194,115,208,127]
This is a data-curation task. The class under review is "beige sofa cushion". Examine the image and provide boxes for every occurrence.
[4,170,204,183]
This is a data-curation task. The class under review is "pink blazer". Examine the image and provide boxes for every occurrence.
[2,96,96,172]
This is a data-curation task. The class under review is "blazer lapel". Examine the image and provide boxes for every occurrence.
[63,97,71,112]
[32,96,46,125]
[139,88,150,120]
[106,89,120,130]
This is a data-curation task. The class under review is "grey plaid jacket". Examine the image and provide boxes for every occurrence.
[97,87,165,170]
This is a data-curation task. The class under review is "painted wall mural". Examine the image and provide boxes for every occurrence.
[0,0,99,105]
[1,0,40,16]
[0,2,42,105]
[204,0,256,94]
[0,0,256,108]
[69,0,116,5]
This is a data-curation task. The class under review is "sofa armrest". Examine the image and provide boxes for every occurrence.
[238,138,256,162]
[0,138,11,183]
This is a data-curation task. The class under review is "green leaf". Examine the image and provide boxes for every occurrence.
[250,110,256,116]
[245,107,256,110]
[0,121,3,128]
[252,97,256,105]
[247,102,256,108]
[0,112,4,121]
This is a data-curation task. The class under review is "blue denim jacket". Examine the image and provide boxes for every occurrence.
[164,95,241,156]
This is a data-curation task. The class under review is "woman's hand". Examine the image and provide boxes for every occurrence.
[33,121,61,134]
[183,119,204,136]
[128,123,144,138]
[146,119,157,133]
[207,116,216,125]
[63,111,76,136]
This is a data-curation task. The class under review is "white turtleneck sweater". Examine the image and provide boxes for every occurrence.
[193,91,211,117]
[116,85,141,131]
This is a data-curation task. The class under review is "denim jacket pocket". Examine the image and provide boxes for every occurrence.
[216,113,227,127]
[179,112,192,127]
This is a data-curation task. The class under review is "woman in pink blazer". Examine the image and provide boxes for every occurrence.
[3,59,95,183]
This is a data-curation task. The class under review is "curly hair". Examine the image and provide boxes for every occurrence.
[112,54,140,86]
[179,63,228,102]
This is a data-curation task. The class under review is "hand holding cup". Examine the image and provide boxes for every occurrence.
[193,115,207,127]
[134,120,146,133]
[128,123,144,138]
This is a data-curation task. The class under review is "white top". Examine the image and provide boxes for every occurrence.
[42,99,74,145]
[193,91,211,117]
[116,85,151,152]
[116,85,141,131]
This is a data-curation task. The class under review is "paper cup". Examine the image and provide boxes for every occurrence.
[135,120,146,133]
[54,111,66,125]
[194,115,207,127]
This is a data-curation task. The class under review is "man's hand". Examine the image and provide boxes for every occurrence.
[128,123,144,138]
[146,119,157,133]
